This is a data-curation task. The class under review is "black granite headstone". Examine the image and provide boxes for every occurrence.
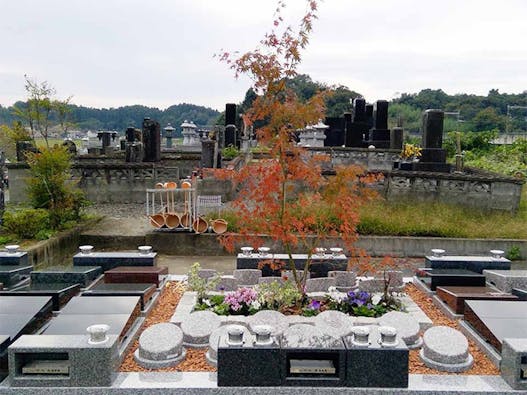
[413,109,450,172]
[0,264,33,288]
[373,100,388,130]
[60,295,140,315]
[201,140,215,168]
[142,118,161,162]
[125,142,144,163]
[81,283,156,310]
[365,104,374,129]
[324,117,345,147]
[125,127,136,143]
[352,98,366,123]
[390,127,404,150]
[0,283,80,311]
[224,103,237,148]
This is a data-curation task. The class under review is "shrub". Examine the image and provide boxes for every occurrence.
[506,246,522,261]
[186,262,221,301]
[3,209,51,239]
[25,146,87,229]
[222,145,239,160]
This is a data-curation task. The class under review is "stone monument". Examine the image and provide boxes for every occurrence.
[365,100,391,149]
[181,121,199,146]
[412,109,450,172]
[163,123,175,148]
[224,103,237,148]
[142,118,161,162]
[345,98,369,147]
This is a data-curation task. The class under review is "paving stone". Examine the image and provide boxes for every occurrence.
[181,311,221,348]
[247,310,289,337]
[378,311,422,349]
[206,324,250,366]
[215,275,238,291]
[328,271,357,287]
[134,323,186,368]
[282,324,342,348]
[420,325,473,372]
[314,310,354,338]
[233,269,261,286]
[305,277,336,293]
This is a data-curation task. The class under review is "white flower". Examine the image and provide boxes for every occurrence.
[372,294,381,305]
[327,286,337,293]
[251,300,261,310]
[203,299,212,307]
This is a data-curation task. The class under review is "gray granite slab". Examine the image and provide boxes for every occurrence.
[8,334,118,387]
[43,314,131,336]
[135,323,185,369]
[328,271,356,287]
[484,270,527,293]
[0,265,33,288]
[206,324,250,366]
[420,326,473,372]
[314,310,354,338]
[500,338,527,390]
[247,310,289,337]
[305,277,336,293]
[378,311,422,349]
[281,323,343,349]
[232,269,261,286]
[180,311,221,348]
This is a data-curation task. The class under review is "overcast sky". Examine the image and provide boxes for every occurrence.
[1,0,527,111]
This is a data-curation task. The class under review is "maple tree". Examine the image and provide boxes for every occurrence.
[216,0,381,292]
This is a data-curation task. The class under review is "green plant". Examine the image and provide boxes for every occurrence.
[25,146,87,229]
[256,280,304,312]
[506,245,522,261]
[186,262,221,301]
[222,145,240,160]
[2,209,51,239]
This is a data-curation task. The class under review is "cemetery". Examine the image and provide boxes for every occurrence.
[1,1,527,394]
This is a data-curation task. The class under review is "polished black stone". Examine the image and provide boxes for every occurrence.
[343,335,408,388]
[0,296,53,345]
[0,295,52,314]
[0,264,33,287]
[236,253,348,277]
[422,109,444,149]
[0,283,80,311]
[43,313,131,336]
[0,252,28,266]
[352,98,366,123]
[324,117,345,147]
[217,336,282,387]
[418,268,485,290]
[81,283,155,310]
[60,295,140,316]
[31,265,102,287]
[512,288,527,300]
[425,255,511,274]
[373,100,388,130]
[73,252,156,271]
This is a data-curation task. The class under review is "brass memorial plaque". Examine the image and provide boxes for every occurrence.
[22,360,70,375]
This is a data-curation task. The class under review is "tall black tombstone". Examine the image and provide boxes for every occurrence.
[412,109,450,172]
[346,98,369,147]
[224,103,237,148]
[125,127,136,143]
[201,140,215,168]
[390,127,404,150]
[324,117,345,146]
[142,118,161,162]
[365,104,374,129]
[365,100,390,148]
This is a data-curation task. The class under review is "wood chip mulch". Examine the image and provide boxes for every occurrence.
[120,281,499,375]
[119,281,216,372]
[405,283,499,375]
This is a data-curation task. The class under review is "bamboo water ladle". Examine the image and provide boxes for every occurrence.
[149,182,166,228]
[164,181,181,229]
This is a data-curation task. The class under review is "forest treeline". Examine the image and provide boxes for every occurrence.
[1,74,527,134]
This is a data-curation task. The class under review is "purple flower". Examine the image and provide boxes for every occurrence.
[308,300,321,310]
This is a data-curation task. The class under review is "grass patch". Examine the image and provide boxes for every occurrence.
[358,190,527,239]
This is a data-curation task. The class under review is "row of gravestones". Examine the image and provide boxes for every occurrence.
[197,268,405,294]
[135,308,474,388]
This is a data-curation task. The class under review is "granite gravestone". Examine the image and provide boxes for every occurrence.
[324,117,345,147]
[0,283,81,311]
[142,118,161,162]
[426,254,511,274]
[365,100,391,149]
[412,110,450,172]
[81,283,157,311]
[224,103,237,148]
[420,326,473,372]
[345,98,369,147]
[435,286,518,314]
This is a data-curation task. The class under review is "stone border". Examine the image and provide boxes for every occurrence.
[0,372,518,393]
[458,320,501,369]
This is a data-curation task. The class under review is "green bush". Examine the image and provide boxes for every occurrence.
[222,145,239,160]
[3,209,51,239]
[25,146,87,229]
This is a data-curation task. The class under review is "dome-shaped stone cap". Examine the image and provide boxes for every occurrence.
[138,323,183,360]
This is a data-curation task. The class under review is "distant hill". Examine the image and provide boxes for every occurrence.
[0,102,220,133]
